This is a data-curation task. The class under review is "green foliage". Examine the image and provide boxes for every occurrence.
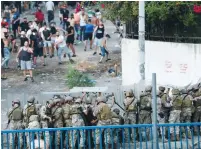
[66,67,95,89]
[103,1,201,27]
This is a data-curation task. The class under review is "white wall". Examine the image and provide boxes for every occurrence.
[121,39,201,87]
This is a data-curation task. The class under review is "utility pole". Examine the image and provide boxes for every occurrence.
[139,1,145,80]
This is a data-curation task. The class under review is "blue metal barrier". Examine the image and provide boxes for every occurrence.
[1,123,201,149]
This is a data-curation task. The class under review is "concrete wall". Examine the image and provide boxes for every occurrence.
[121,39,201,87]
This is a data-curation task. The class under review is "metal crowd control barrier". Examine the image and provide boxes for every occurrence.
[1,123,201,149]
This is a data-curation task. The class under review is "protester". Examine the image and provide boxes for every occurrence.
[79,8,87,42]
[16,41,34,82]
[74,9,81,42]
[50,22,57,57]
[66,24,76,57]
[30,29,45,67]
[84,19,94,51]
[99,34,111,63]
[18,17,29,33]
[46,1,54,23]
[55,31,74,64]
[91,13,99,27]
[60,4,69,30]
[11,8,20,38]
[2,33,11,69]
[35,7,45,27]
[93,22,105,55]
[3,5,11,24]
[42,23,52,57]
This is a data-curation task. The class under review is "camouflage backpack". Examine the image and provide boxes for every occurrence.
[26,104,37,119]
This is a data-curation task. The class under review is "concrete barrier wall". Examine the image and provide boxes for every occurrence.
[121,39,201,87]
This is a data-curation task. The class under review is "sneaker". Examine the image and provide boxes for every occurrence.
[47,53,49,56]
[63,54,66,58]
[72,54,76,57]
[106,59,111,62]
[24,77,28,81]
[43,63,46,66]
[58,62,62,65]
[84,48,86,51]
[93,52,97,55]
[44,55,47,58]
[50,55,53,58]
[99,53,102,56]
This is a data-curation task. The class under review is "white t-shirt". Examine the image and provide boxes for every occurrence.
[80,14,86,26]
[46,1,54,11]
[39,27,45,40]
[26,29,32,40]
[55,35,66,48]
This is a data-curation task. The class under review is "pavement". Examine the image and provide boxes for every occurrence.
[1,5,122,128]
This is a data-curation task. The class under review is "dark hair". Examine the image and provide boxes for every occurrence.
[32,29,38,33]
[88,19,91,23]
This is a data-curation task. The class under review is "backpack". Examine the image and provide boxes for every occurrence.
[26,105,37,119]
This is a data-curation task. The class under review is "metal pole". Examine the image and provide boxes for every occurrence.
[152,73,158,149]
[139,1,145,80]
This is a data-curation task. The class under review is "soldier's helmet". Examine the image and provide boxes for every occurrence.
[85,97,92,104]
[97,96,105,103]
[27,96,35,103]
[54,99,61,104]
[145,85,152,92]
[53,95,61,99]
[75,98,82,103]
[13,99,20,104]
[65,96,73,102]
[60,98,65,103]
[159,86,165,92]
[180,89,188,94]
[172,89,180,95]
[48,100,54,106]
[113,108,120,115]
[125,89,134,97]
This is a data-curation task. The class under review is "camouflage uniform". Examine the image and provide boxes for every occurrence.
[111,108,124,147]
[139,86,152,140]
[123,90,138,142]
[7,100,24,149]
[93,96,113,149]
[26,115,41,148]
[62,96,73,147]
[180,89,194,138]
[192,85,201,135]
[52,99,64,148]
[70,98,85,149]
[40,101,52,148]
[169,89,182,141]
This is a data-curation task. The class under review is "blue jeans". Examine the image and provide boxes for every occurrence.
[74,24,79,40]
[57,46,71,62]
[1,47,10,68]
[100,46,108,57]
[80,26,86,41]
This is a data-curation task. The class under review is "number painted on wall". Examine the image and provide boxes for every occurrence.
[165,61,173,73]
[180,64,188,73]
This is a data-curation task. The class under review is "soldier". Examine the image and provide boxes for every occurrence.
[93,96,113,149]
[169,89,183,141]
[24,96,37,128]
[123,89,138,142]
[192,84,201,135]
[40,100,53,149]
[70,98,86,149]
[139,86,152,141]
[112,108,124,148]
[35,101,42,114]
[158,86,171,138]
[62,96,73,148]
[26,115,41,148]
[180,89,195,138]
[52,98,64,149]
[7,100,24,149]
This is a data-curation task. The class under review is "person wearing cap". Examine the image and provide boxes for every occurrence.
[139,86,152,141]
[7,99,23,149]
[93,96,113,148]
[51,98,64,149]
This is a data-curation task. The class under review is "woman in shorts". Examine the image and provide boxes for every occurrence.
[66,24,76,57]
[16,41,34,82]
[93,22,104,55]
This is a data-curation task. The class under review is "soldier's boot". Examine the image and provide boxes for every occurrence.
[170,134,175,141]
[176,134,180,141]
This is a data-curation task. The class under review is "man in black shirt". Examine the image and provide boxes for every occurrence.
[61,4,69,30]
[18,17,29,33]
[42,23,52,58]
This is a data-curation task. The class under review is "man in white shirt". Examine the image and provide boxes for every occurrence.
[55,31,73,64]
[46,1,55,23]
